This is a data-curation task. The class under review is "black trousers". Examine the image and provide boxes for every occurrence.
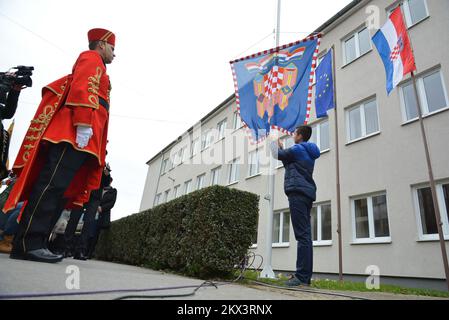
[86,223,103,258]
[64,194,99,254]
[13,142,88,252]
[64,207,83,251]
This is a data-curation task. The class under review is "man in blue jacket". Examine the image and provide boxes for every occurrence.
[271,125,320,286]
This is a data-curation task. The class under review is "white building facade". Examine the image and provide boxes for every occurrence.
[141,0,449,280]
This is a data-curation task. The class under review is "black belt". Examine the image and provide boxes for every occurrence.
[99,97,109,111]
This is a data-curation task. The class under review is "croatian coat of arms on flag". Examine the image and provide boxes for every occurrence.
[230,34,321,143]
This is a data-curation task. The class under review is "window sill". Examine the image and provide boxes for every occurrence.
[401,106,449,126]
[246,173,262,180]
[350,238,392,245]
[272,243,290,248]
[226,181,239,187]
[313,241,332,247]
[345,131,381,146]
[232,126,244,134]
[407,15,430,31]
[250,244,258,249]
[341,49,373,69]
[417,235,449,242]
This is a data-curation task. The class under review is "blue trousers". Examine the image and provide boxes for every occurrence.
[0,202,23,238]
[288,193,313,284]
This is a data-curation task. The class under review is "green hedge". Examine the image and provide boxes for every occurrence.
[95,185,259,278]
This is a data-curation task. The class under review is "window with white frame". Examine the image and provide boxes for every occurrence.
[233,111,243,130]
[161,158,169,175]
[248,149,260,177]
[174,185,181,198]
[201,130,214,150]
[273,211,290,246]
[389,0,429,28]
[276,135,295,168]
[154,193,162,206]
[343,26,371,65]
[346,99,379,142]
[311,202,332,245]
[414,182,449,239]
[168,154,174,171]
[228,158,240,184]
[175,147,185,165]
[210,166,221,186]
[196,174,206,190]
[310,120,330,152]
[184,180,192,194]
[181,146,188,163]
[191,138,200,157]
[352,193,390,243]
[163,189,170,203]
[400,69,448,122]
[217,119,227,141]
[173,150,181,167]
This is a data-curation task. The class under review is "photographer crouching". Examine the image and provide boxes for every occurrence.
[0,66,33,253]
[0,66,34,180]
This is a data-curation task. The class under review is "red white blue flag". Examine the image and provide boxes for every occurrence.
[372,6,416,95]
[230,34,321,143]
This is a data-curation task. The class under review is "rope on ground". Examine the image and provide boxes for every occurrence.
[113,281,218,300]
[0,283,217,300]
[232,252,372,301]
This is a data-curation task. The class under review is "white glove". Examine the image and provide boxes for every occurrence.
[76,125,93,149]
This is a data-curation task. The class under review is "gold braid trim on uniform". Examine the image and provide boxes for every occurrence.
[87,67,102,109]
[21,80,67,162]
[107,82,112,103]
[23,103,57,162]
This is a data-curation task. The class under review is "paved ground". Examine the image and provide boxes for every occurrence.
[0,253,446,300]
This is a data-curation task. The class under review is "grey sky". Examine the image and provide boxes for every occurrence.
[0,0,352,220]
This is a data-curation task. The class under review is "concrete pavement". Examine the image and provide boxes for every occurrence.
[0,253,446,300]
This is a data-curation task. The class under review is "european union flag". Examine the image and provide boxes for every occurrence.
[315,49,335,118]
[230,35,321,142]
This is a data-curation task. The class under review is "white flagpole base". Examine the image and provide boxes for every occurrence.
[260,265,276,279]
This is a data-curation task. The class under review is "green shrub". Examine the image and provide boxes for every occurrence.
[95,185,259,278]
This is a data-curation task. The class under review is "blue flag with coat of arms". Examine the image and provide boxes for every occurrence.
[230,35,321,143]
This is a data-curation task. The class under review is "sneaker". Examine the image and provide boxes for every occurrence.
[285,274,311,287]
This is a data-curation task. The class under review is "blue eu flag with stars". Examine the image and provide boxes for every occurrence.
[315,49,334,118]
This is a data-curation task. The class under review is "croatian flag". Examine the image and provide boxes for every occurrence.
[372,6,416,95]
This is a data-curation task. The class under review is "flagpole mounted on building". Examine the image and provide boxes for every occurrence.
[260,0,281,279]
[330,46,344,282]
[372,5,449,291]
[410,71,449,291]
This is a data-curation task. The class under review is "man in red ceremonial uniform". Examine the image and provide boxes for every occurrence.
[4,28,116,263]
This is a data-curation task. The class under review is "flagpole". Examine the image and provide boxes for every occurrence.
[399,0,449,289]
[330,46,344,282]
[410,71,449,291]
[260,0,281,279]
